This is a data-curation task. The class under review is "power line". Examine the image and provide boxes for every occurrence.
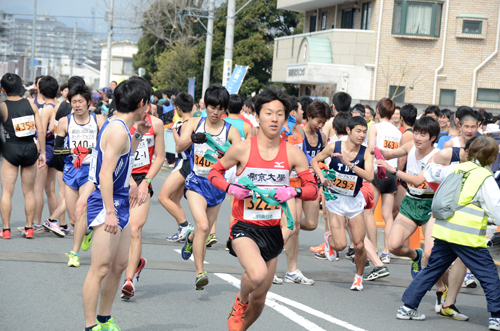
[6,13,106,19]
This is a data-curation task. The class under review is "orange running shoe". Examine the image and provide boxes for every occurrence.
[228,292,249,331]
[21,228,34,239]
[310,242,325,253]
[0,229,11,239]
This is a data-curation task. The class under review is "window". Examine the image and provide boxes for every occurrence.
[123,59,134,75]
[392,1,443,37]
[321,12,327,30]
[309,14,317,32]
[463,20,482,34]
[389,86,405,103]
[477,89,500,103]
[341,9,355,29]
[439,89,456,106]
[361,2,371,30]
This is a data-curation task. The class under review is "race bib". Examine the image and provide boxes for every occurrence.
[193,153,214,176]
[330,173,358,196]
[244,195,281,221]
[408,182,427,196]
[88,149,99,183]
[124,155,134,188]
[133,139,150,168]
[12,115,36,137]
[70,133,96,149]
[383,139,399,150]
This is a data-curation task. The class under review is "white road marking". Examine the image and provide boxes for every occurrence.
[173,249,366,331]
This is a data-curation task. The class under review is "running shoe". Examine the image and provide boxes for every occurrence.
[380,253,391,264]
[42,219,65,237]
[89,325,102,331]
[33,224,45,234]
[314,251,327,260]
[133,257,147,285]
[181,229,194,260]
[411,248,423,279]
[364,266,390,281]
[21,228,34,239]
[435,285,448,313]
[310,242,325,253]
[228,292,248,331]
[196,271,209,290]
[284,269,314,285]
[439,304,469,321]
[350,257,370,268]
[490,317,500,330]
[65,251,80,267]
[324,232,336,262]
[346,247,355,259]
[206,233,218,247]
[81,230,94,251]
[96,317,121,331]
[273,275,283,285]
[350,276,363,291]
[166,223,193,242]
[462,272,478,288]
[61,226,74,236]
[396,306,425,320]
[121,278,135,300]
[0,229,11,239]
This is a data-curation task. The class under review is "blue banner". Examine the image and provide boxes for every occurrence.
[188,78,195,98]
[225,65,248,94]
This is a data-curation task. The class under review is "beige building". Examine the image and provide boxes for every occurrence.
[273,0,500,109]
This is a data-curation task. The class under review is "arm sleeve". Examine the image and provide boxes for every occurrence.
[208,161,230,192]
[478,177,500,225]
[424,163,457,183]
[297,169,318,201]
[53,135,66,172]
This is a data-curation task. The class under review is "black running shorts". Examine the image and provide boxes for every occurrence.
[227,221,284,262]
[132,173,154,197]
[2,143,38,168]
[372,171,398,194]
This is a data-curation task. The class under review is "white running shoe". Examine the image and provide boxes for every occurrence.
[350,276,363,291]
[273,275,283,285]
[284,269,314,285]
[397,306,425,320]
[324,232,336,262]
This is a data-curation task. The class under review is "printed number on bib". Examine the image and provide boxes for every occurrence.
[70,133,96,149]
[383,140,399,150]
[330,173,357,196]
[408,182,427,196]
[12,116,36,137]
[244,195,281,221]
[133,140,149,168]
[193,154,214,176]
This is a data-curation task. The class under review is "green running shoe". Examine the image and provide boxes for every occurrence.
[206,233,218,247]
[81,230,94,251]
[97,317,121,331]
[196,271,209,290]
[181,229,194,260]
[65,251,80,267]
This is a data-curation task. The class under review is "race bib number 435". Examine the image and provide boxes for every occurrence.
[12,115,36,137]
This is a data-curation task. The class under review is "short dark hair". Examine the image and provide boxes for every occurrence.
[365,105,376,118]
[39,76,59,99]
[299,96,314,113]
[351,103,365,116]
[1,73,23,96]
[468,136,499,166]
[376,98,396,119]
[288,96,299,113]
[171,87,181,96]
[173,92,194,113]
[110,80,117,85]
[400,104,417,126]
[456,106,474,121]
[253,87,291,118]
[424,105,440,117]
[244,98,254,113]
[348,116,367,131]
[35,75,44,86]
[460,113,478,126]
[439,108,452,119]
[332,92,351,112]
[153,90,163,100]
[114,78,151,113]
[204,85,230,111]
[333,112,351,136]
[450,113,459,130]
[68,84,92,103]
[59,83,68,92]
[413,116,440,144]
[163,89,173,99]
[306,100,332,120]
[228,94,244,114]
[67,76,85,90]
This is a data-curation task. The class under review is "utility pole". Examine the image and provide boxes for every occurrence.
[30,0,37,82]
[105,0,115,88]
[202,0,215,97]
[222,0,236,87]
[70,22,77,77]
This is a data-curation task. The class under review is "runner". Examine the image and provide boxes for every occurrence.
[0,73,46,239]
[436,113,460,149]
[56,84,105,267]
[176,85,241,290]
[120,105,164,300]
[444,112,478,149]
[436,108,451,144]
[82,77,152,331]
[311,116,374,291]
[208,87,319,331]
[159,92,195,242]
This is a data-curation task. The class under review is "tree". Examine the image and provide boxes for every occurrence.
[151,43,198,90]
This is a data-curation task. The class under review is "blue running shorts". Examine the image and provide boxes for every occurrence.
[87,190,130,230]
[63,163,91,190]
[185,172,226,208]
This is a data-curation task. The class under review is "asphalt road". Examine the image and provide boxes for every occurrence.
[0,165,495,331]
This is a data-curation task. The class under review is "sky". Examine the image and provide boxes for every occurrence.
[1,0,141,42]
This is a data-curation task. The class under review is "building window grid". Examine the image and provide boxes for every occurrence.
[392,1,443,37]
[463,20,482,34]
[361,2,371,30]
[477,89,500,104]
[389,85,406,103]
[439,89,456,106]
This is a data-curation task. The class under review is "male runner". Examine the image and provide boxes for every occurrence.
[437,113,460,149]
[56,84,105,267]
[444,112,478,149]
[208,87,318,331]
[121,107,164,300]
[0,73,46,239]
[312,116,374,290]
[176,85,241,289]
[82,78,151,331]
[436,108,451,143]
[160,92,195,242]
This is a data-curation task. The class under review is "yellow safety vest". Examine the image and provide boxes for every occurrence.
[432,161,492,248]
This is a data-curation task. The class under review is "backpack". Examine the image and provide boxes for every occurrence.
[431,171,464,220]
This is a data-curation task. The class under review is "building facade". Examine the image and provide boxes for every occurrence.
[99,41,138,88]
[273,0,500,109]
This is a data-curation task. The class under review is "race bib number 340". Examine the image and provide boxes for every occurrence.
[193,154,214,176]
[12,115,36,137]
